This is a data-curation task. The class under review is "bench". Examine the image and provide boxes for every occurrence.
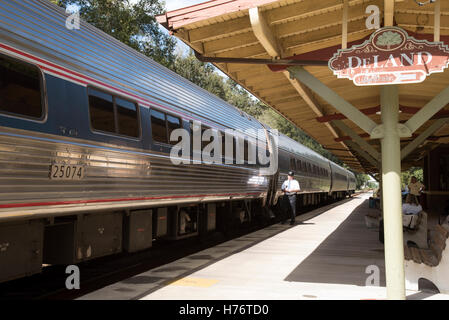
[365,211,381,228]
[373,211,429,249]
[404,223,449,293]
[403,211,428,249]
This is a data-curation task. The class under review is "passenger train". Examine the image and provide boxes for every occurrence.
[0,0,355,283]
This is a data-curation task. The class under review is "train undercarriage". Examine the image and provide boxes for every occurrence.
[0,191,351,284]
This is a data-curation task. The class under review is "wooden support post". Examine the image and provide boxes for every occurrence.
[384,0,394,27]
[342,0,348,49]
[435,0,441,42]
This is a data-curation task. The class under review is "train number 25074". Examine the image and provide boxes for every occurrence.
[49,164,84,180]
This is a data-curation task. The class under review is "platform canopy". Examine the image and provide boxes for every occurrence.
[157,0,449,174]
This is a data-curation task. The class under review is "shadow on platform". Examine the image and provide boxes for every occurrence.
[284,199,386,287]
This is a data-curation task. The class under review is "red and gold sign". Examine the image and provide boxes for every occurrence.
[329,27,449,86]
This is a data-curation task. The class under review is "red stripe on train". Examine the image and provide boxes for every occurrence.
[0,192,261,209]
[0,43,218,128]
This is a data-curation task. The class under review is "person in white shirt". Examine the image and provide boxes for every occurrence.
[281,171,301,225]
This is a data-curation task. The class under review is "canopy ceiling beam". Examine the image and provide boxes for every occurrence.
[288,66,378,135]
[401,118,449,160]
[249,7,283,58]
[345,140,380,168]
[332,120,380,161]
[404,85,449,133]
[317,105,449,123]
[248,4,356,163]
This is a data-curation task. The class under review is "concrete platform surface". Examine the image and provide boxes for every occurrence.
[79,194,449,300]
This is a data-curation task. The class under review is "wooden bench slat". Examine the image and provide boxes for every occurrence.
[410,247,423,264]
[419,249,439,267]
[441,223,449,233]
[404,245,412,261]
[435,224,449,239]
[430,233,446,262]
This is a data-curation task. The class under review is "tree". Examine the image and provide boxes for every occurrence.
[173,53,226,100]
[376,31,402,49]
[50,0,176,67]
[355,173,370,190]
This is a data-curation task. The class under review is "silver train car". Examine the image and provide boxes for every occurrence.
[0,0,356,283]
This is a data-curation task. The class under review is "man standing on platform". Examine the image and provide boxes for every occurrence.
[408,176,425,202]
[281,171,301,225]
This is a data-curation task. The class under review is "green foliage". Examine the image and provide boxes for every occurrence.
[355,173,370,189]
[401,167,424,189]
[173,53,227,100]
[52,0,176,68]
[366,180,378,189]
[172,54,343,164]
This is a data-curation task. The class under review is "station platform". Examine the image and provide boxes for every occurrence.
[79,194,449,300]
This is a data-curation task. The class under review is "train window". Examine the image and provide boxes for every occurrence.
[167,114,181,145]
[116,97,138,137]
[244,139,249,163]
[0,54,43,119]
[296,159,301,171]
[89,88,140,138]
[89,88,115,133]
[150,109,167,143]
[234,136,244,164]
[290,158,296,171]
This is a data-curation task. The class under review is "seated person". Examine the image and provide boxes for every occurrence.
[402,194,422,215]
[402,194,422,229]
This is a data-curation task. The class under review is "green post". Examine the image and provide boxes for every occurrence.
[380,85,406,300]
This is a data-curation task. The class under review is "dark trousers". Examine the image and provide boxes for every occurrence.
[283,194,296,223]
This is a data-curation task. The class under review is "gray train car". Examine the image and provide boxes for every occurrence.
[0,0,355,283]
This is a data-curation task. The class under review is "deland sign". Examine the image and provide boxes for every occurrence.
[329,27,449,86]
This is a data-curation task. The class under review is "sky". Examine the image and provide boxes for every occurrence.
[127,0,210,55]
[164,0,208,11]
[161,0,229,79]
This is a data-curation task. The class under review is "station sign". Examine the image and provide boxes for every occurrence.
[329,27,449,86]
